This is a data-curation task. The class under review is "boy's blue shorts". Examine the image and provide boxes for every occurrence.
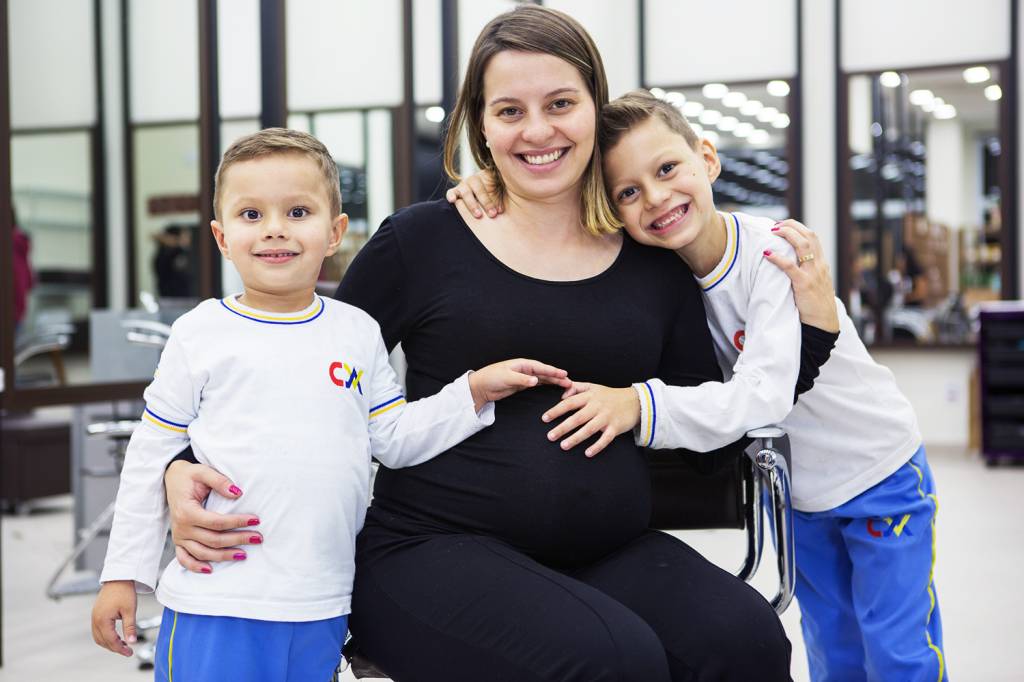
[154,608,348,682]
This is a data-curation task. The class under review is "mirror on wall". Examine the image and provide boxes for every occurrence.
[646,80,793,220]
[844,64,1003,346]
[10,130,95,387]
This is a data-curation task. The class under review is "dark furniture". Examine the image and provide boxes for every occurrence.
[0,411,71,512]
[978,304,1024,464]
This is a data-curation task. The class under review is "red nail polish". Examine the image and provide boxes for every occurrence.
[233,552,247,561]
[771,227,780,232]
[764,249,772,256]
[229,485,242,496]
[249,536,262,544]
[247,517,260,526]
[201,567,212,574]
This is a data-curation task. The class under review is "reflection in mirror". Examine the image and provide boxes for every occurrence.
[846,65,1001,346]
[415,104,448,203]
[132,125,201,305]
[647,81,791,220]
[11,131,93,387]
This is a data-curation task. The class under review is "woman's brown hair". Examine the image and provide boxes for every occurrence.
[442,5,621,235]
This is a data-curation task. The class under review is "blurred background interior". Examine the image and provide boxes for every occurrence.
[1,0,1023,679]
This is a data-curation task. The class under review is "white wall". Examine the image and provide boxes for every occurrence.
[128,0,199,123]
[645,0,797,85]
[414,0,442,105]
[8,0,96,129]
[926,120,966,228]
[874,349,975,448]
[287,0,403,110]
[218,0,261,119]
[841,0,1010,72]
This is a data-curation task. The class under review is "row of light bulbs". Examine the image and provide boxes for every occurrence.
[649,81,790,147]
[879,66,1001,122]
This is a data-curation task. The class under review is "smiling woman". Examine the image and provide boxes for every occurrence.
[163,6,795,681]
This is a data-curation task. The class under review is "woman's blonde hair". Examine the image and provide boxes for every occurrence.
[442,5,621,235]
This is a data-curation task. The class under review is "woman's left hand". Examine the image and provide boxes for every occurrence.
[541,383,640,457]
[764,219,841,333]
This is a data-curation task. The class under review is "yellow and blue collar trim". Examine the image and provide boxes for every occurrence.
[220,295,325,325]
[697,213,740,292]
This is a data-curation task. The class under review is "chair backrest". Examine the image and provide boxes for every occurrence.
[647,444,750,531]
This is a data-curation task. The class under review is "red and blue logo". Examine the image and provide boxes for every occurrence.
[329,362,364,395]
[867,514,913,538]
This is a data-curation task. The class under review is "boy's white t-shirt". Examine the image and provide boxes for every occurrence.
[100,295,494,621]
[635,212,921,512]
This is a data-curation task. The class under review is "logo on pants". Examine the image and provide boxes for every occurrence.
[866,514,913,538]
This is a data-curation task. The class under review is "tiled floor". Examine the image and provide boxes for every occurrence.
[1,446,1021,681]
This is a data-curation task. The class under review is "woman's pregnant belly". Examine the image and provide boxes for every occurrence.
[370,387,652,567]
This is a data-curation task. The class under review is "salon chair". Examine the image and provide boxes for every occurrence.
[337,427,795,681]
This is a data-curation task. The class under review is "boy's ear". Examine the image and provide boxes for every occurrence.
[700,138,722,184]
[210,220,231,259]
[326,214,348,257]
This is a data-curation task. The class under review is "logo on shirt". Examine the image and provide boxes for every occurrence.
[866,515,914,538]
[329,361,364,395]
[733,330,745,351]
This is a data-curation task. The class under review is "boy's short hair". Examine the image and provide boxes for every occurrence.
[599,89,702,156]
[214,128,342,220]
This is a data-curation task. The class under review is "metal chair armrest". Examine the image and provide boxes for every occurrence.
[744,426,796,614]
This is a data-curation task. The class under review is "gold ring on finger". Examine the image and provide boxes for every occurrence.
[798,253,815,263]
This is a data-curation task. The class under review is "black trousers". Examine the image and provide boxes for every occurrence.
[350,525,792,682]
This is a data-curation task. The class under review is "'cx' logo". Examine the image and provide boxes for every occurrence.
[329,362,364,395]
[866,515,913,538]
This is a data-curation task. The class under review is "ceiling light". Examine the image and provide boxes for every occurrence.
[717,116,739,132]
[665,91,686,105]
[909,89,933,106]
[702,83,729,99]
[771,114,790,129]
[703,130,720,146]
[985,84,1003,101]
[922,96,943,113]
[934,104,957,119]
[699,109,723,125]
[682,101,705,117]
[740,100,764,116]
[734,122,754,138]
[748,129,771,145]
[879,71,902,88]
[756,107,779,123]
[424,106,445,123]
[963,66,991,84]
[722,91,748,108]
[766,80,790,97]
[649,87,666,99]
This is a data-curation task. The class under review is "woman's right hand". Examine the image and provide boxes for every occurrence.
[445,170,502,219]
[165,460,262,574]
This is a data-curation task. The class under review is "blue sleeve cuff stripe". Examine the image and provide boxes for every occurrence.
[643,382,657,448]
[369,395,405,413]
[144,407,188,429]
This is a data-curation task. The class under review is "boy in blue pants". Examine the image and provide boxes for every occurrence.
[91,128,570,681]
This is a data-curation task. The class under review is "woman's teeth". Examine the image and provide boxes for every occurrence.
[523,149,565,165]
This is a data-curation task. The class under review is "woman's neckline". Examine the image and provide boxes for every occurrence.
[448,201,627,286]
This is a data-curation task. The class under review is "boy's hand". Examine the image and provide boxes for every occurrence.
[445,170,501,219]
[541,383,640,457]
[91,580,138,657]
[469,359,571,411]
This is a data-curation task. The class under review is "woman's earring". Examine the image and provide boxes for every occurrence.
[485,140,490,149]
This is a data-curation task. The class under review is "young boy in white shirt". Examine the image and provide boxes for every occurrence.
[91,128,570,681]
[540,91,946,682]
